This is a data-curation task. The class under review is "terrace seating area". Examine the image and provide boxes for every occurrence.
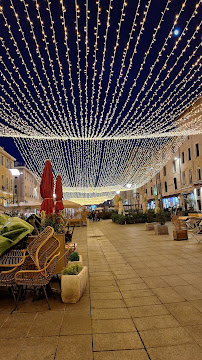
[0,220,202,360]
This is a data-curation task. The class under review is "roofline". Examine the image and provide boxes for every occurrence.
[0,146,16,161]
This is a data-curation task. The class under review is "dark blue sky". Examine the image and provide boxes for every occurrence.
[0,0,201,165]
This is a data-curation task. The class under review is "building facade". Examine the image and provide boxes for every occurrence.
[13,163,40,204]
[120,134,202,212]
[0,147,15,206]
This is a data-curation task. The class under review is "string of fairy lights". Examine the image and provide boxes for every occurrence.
[0,0,201,204]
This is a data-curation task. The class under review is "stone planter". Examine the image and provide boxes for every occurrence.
[68,255,83,267]
[126,219,134,224]
[61,266,88,303]
[154,224,169,235]
[146,222,155,231]
[173,229,188,241]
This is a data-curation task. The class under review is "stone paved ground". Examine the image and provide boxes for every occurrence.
[0,220,202,360]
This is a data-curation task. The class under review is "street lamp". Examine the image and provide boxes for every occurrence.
[9,169,21,204]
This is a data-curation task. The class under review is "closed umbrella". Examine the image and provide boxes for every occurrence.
[55,175,64,213]
[40,160,54,215]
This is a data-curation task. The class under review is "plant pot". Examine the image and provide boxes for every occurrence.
[154,224,169,235]
[135,219,145,223]
[146,222,155,230]
[68,255,83,267]
[61,266,88,303]
[126,219,134,224]
[173,229,188,241]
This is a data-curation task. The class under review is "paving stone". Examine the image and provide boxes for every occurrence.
[94,349,149,360]
[152,287,185,303]
[165,302,202,326]
[148,343,202,360]
[91,292,122,300]
[93,332,143,351]
[129,304,169,318]
[0,338,25,360]
[17,336,58,360]
[55,335,93,360]
[134,314,181,330]
[91,308,131,320]
[28,311,64,337]
[140,327,193,347]
[0,312,36,339]
[91,299,126,309]
[92,319,136,333]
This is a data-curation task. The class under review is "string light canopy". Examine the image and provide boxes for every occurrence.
[0,0,201,204]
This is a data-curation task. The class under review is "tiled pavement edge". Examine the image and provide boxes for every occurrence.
[0,220,202,359]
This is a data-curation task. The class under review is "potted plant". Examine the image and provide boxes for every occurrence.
[125,214,134,224]
[68,251,83,266]
[61,264,88,303]
[154,211,169,235]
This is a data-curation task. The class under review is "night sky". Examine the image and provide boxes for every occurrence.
[0,0,201,199]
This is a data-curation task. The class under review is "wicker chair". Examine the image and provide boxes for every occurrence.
[15,235,60,309]
[0,249,27,305]
[0,226,54,307]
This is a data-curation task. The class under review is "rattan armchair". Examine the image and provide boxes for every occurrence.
[0,249,27,305]
[0,226,54,307]
[15,235,60,309]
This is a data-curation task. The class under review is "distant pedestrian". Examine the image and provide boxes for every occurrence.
[92,211,95,222]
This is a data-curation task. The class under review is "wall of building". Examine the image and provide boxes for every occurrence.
[120,134,202,212]
[14,165,40,204]
[0,147,15,205]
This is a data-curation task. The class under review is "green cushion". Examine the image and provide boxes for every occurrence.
[0,214,9,226]
[0,216,34,256]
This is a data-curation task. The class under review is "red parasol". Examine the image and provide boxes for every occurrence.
[55,174,64,213]
[40,160,54,215]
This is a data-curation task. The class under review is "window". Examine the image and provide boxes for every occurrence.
[174,177,177,190]
[182,171,186,185]
[6,159,9,168]
[157,184,161,195]
[1,155,4,166]
[10,179,13,192]
[145,189,147,194]
[188,148,191,161]
[197,167,201,181]
[1,175,4,186]
[189,170,192,184]
[196,143,199,157]
[163,166,166,176]
[173,160,176,173]
[197,189,200,197]
[6,177,8,190]
[151,187,153,196]
[156,172,160,180]
[14,184,17,195]
[164,181,167,192]
[182,152,184,164]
